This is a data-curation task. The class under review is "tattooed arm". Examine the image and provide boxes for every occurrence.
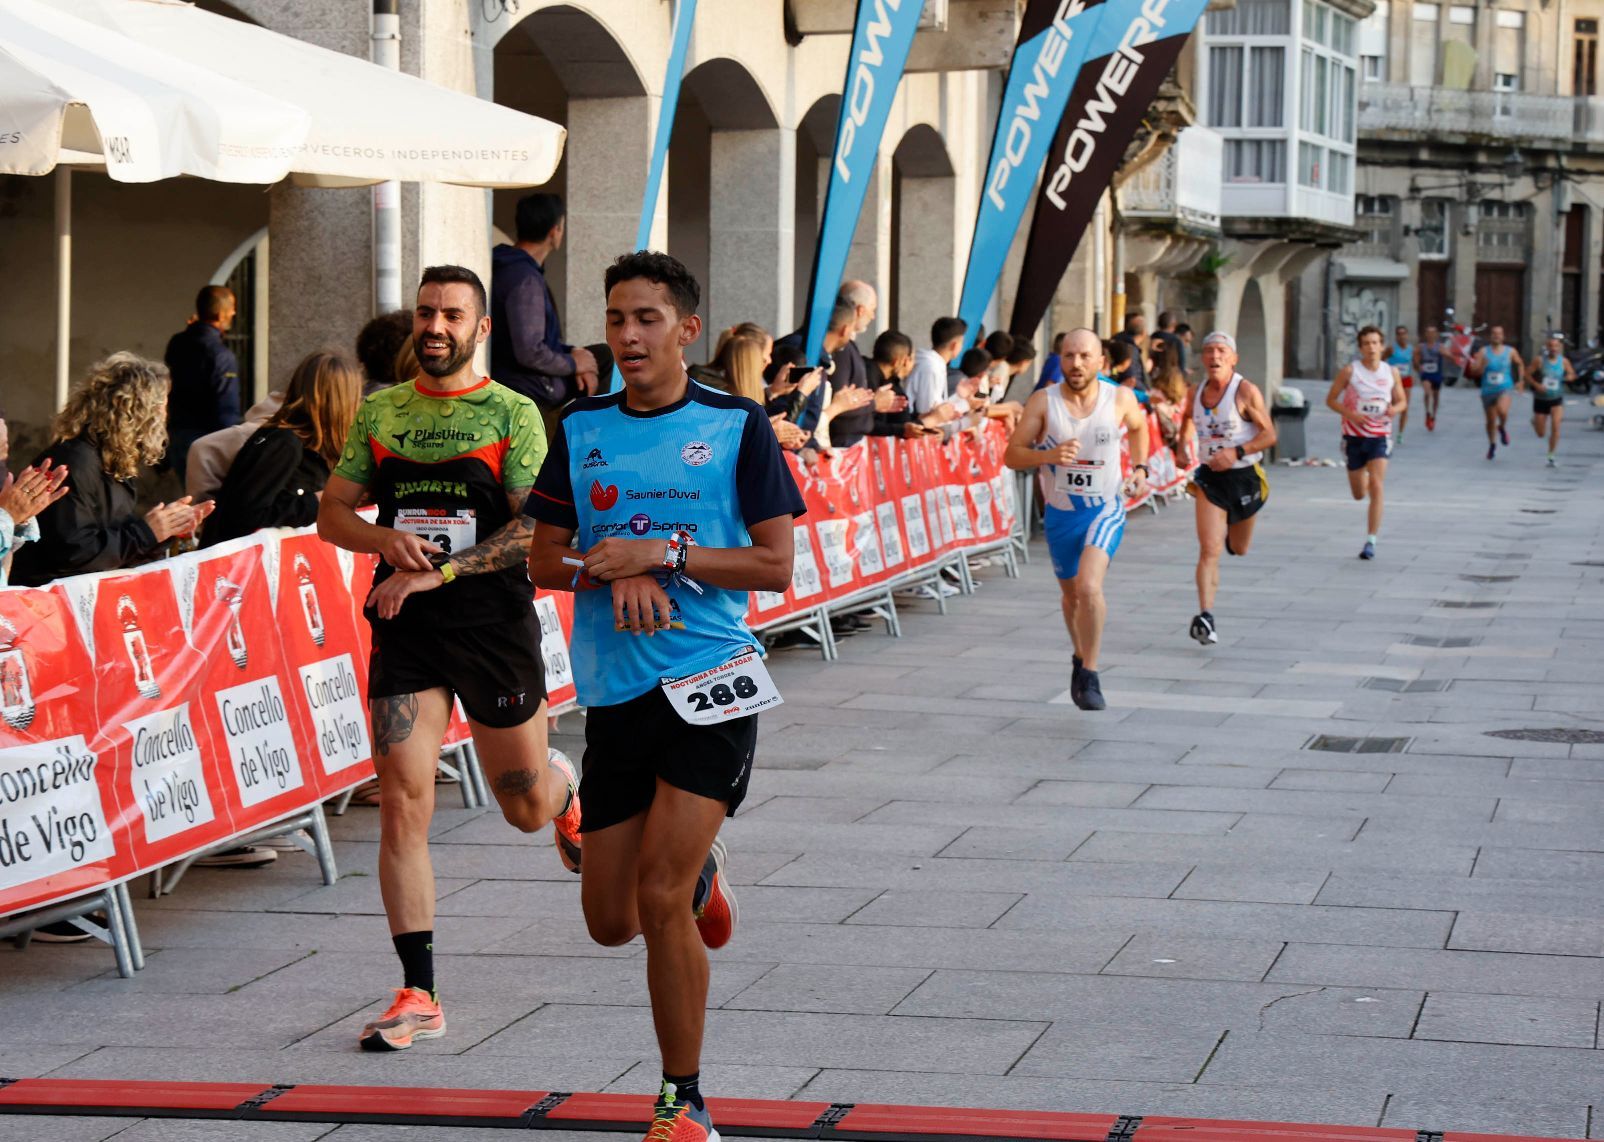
[365,489,535,620]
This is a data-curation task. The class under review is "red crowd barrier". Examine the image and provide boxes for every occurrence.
[0,417,1191,921]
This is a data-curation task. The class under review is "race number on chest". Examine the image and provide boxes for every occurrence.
[394,508,476,555]
[661,648,784,725]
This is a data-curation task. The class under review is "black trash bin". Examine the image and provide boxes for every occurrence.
[1271,403,1310,461]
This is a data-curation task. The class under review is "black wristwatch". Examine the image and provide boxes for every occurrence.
[1235,445,1247,460]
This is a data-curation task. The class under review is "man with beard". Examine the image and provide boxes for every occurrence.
[318,265,582,1052]
[1005,329,1150,711]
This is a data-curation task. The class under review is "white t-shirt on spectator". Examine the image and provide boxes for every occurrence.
[906,349,948,417]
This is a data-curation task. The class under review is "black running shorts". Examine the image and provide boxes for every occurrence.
[1342,435,1391,471]
[579,685,758,833]
[1534,395,1564,415]
[1188,463,1269,525]
[368,609,546,728]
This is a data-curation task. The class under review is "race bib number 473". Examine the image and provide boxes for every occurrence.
[661,649,783,725]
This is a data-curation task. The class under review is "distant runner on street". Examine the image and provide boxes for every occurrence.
[1326,325,1406,561]
[1005,328,1150,711]
[1185,332,1276,645]
[1524,334,1573,467]
[1467,325,1524,460]
[1413,323,1445,431]
[1386,325,1414,441]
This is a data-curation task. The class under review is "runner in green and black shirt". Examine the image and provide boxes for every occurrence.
[319,265,582,1053]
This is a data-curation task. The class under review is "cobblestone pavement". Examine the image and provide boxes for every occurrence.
[5,382,1602,1141]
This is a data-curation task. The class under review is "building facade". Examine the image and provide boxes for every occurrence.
[1289,0,1604,375]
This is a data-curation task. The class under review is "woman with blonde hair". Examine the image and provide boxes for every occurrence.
[11,352,209,586]
[207,350,362,545]
[717,335,769,405]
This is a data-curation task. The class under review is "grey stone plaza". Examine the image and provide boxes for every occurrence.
[4,387,1601,1140]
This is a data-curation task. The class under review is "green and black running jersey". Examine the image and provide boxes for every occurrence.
[335,377,547,629]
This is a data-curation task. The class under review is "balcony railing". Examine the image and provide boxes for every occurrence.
[1122,125,1224,231]
[1359,83,1577,142]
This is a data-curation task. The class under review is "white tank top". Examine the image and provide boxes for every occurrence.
[1192,374,1260,468]
[1040,381,1124,510]
[1344,358,1394,438]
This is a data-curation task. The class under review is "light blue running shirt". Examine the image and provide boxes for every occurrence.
[525,382,806,707]
[1481,346,1514,395]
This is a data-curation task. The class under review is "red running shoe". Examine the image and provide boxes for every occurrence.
[548,748,582,874]
[359,987,444,1052]
[693,836,738,949]
[644,1085,720,1142]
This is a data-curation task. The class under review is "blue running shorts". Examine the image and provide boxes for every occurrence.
[1044,501,1125,581]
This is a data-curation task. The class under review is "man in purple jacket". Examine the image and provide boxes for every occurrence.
[490,193,598,434]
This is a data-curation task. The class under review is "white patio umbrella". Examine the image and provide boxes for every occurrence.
[3,0,567,405]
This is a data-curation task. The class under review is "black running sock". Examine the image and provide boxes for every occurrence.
[1201,610,1213,622]
[663,1072,704,1111]
[393,931,435,997]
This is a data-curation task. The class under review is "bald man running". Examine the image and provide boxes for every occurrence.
[1006,329,1150,710]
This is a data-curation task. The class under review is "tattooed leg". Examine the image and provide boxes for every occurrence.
[469,700,562,833]
[370,688,452,936]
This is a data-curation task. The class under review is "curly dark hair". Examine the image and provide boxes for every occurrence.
[354,309,412,389]
[604,251,700,318]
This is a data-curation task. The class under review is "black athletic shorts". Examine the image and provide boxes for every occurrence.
[368,609,546,728]
[579,685,758,833]
[1534,395,1564,415]
[1342,435,1391,470]
[1188,463,1269,525]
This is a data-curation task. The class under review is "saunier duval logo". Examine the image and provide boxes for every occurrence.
[215,576,249,669]
[590,480,620,511]
[1044,0,1172,211]
[835,0,913,182]
[0,615,36,731]
[391,425,477,449]
[986,0,1086,211]
[118,596,161,700]
[582,448,609,470]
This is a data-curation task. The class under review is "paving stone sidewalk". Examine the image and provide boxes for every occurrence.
[5,383,1602,1141]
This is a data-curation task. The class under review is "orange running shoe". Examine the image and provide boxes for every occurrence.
[548,748,582,874]
[693,836,738,950]
[644,1085,720,1142]
[358,987,444,1052]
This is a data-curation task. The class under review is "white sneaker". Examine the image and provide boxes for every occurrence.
[1189,613,1218,645]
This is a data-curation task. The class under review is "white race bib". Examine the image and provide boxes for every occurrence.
[394,508,476,556]
[1358,398,1388,417]
[1054,463,1102,492]
[661,649,783,725]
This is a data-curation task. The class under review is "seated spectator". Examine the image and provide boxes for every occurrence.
[355,309,413,397]
[184,389,285,502]
[12,353,212,587]
[0,410,69,586]
[205,351,362,546]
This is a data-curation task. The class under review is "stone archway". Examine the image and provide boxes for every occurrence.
[668,58,784,357]
[494,4,649,346]
[891,123,957,345]
[792,96,840,334]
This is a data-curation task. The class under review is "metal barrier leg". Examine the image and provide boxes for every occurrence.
[465,741,491,808]
[817,606,839,661]
[115,881,145,971]
[882,592,902,638]
[307,803,338,887]
[103,888,135,979]
[446,745,478,810]
[329,788,356,817]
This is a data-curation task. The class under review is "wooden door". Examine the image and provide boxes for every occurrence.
[1475,265,1525,351]
[1418,262,1448,330]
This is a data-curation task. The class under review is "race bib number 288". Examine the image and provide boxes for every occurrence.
[661,649,784,725]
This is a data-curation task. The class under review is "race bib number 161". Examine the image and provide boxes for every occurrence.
[661,649,784,725]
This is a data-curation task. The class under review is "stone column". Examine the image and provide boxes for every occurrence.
[1584,203,1602,346]
[1449,198,1478,326]
[895,175,957,339]
[707,127,795,342]
[564,95,659,348]
[844,152,894,342]
[1526,185,1561,347]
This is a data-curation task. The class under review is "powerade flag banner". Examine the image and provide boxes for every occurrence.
[1011,0,1207,339]
[802,0,926,364]
[955,0,1116,346]
[608,0,698,393]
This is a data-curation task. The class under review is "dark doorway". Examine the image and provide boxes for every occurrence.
[1418,262,1448,330]
[1474,265,1526,351]
[1562,209,1585,344]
